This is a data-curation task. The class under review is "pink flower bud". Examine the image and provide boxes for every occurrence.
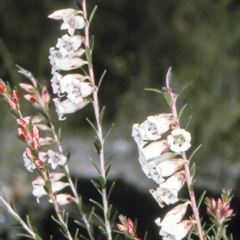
[117,224,127,232]
[35,159,44,169]
[11,90,20,103]
[19,83,35,93]
[18,128,29,141]
[41,86,50,104]
[0,83,6,93]
[49,194,74,205]
[17,118,28,129]
[7,99,18,110]
[24,94,38,103]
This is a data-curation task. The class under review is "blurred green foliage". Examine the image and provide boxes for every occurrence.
[1,0,240,168]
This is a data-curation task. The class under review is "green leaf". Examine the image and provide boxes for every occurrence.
[190,163,196,178]
[197,191,206,208]
[113,234,120,240]
[94,137,102,155]
[89,199,104,210]
[10,108,20,118]
[89,5,98,23]
[178,103,188,121]
[86,118,98,134]
[105,151,115,167]
[184,115,192,129]
[85,47,92,64]
[178,81,192,96]
[16,233,34,239]
[162,89,174,107]
[99,106,105,123]
[189,144,202,161]
[105,164,111,179]
[99,175,106,188]
[64,212,69,224]
[103,123,114,140]
[144,88,162,94]
[44,180,52,193]
[74,220,86,228]
[51,215,62,226]
[110,210,118,228]
[91,180,101,193]
[89,159,101,175]
[26,215,33,230]
[57,127,62,142]
[88,206,95,222]
[107,181,115,200]
[190,179,196,191]
[143,231,148,240]
[98,70,107,88]
[90,35,95,52]
[92,212,105,225]
[106,204,112,220]
[74,228,79,240]
[99,225,108,237]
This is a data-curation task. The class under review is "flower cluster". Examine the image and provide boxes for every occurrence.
[48,9,95,120]
[132,73,195,239]
[132,113,191,207]
[117,215,141,240]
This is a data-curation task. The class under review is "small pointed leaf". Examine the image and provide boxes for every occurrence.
[86,118,98,134]
[103,123,114,140]
[99,106,105,123]
[91,180,101,192]
[178,103,188,121]
[107,181,115,199]
[189,144,202,161]
[98,70,107,88]
[190,163,196,178]
[144,88,162,94]
[89,159,101,175]
[89,5,98,23]
[197,191,206,208]
[99,175,106,189]
[178,81,192,96]
[190,179,196,191]
[85,47,92,64]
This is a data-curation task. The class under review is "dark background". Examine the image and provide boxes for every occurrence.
[0,0,240,239]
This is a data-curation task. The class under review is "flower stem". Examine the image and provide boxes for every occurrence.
[82,1,112,239]
[170,92,205,240]
[0,196,41,240]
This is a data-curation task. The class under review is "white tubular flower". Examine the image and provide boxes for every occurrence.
[59,73,89,94]
[32,181,69,203]
[167,129,191,154]
[54,57,88,71]
[23,151,48,172]
[56,34,85,58]
[132,113,178,148]
[49,47,63,68]
[66,81,94,104]
[47,150,67,169]
[48,8,82,20]
[61,14,85,36]
[160,220,195,240]
[150,171,186,206]
[155,201,190,228]
[53,98,89,120]
[139,140,169,162]
[49,194,75,205]
[141,162,164,184]
[32,172,65,187]
[156,158,188,178]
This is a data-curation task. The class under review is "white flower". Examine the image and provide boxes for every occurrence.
[23,151,48,172]
[50,72,62,95]
[32,172,65,187]
[32,181,69,203]
[155,201,190,228]
[54,57,88,72]
[167,129,191,153]
[156,158,187,178]
[56,34,85,58]
[139,140,169,163]
[132,113,178,148]
[150,171,186,207]
[47,150,67,169]
[61,14,85,36]
[48,8,82,20]
[49,193,75,205]
[160,220,194,240]
[53,98,89,120]
[66,80,94,104]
